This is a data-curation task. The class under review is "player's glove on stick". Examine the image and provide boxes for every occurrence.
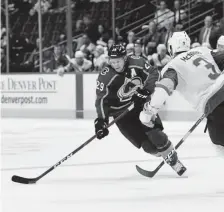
[94,118,109,139]
[132,88,151,107]
[139,102,157,128]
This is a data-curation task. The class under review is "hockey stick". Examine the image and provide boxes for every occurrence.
[136,113,206,178]
[11,104,134,184]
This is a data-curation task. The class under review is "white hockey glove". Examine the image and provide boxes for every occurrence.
[139,102,158,128]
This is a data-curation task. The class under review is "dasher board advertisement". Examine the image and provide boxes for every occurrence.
[1,74,76,118]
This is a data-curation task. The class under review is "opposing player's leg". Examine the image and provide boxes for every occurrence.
[143,116,186,175]
[114,107,186,175]
[207,101,224,158]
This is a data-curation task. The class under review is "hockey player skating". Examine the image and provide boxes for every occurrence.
[139,31,224,157]
[94,44,186,176]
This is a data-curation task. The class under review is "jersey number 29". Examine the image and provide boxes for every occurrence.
[96,80,104,91]
[193,57,220,80]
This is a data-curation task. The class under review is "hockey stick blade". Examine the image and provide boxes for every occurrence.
[136,161,165,178]
[11,104,134,184]
[11,175,37,184]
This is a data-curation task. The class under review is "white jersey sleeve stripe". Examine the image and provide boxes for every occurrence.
[100,75,118,119]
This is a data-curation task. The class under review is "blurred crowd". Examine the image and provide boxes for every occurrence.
[1,0,224,73]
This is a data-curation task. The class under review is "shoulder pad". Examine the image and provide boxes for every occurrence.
[128,55,145,69]
[98,66,118,85]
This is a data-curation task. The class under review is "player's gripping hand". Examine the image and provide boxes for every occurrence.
[139,103,157,128]
[132,88,150,107]
[94,118,109,139]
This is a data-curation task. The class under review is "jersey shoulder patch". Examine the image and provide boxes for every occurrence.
[98,65,118,86]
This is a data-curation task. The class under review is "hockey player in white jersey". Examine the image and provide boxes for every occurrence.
[139,31,224,156]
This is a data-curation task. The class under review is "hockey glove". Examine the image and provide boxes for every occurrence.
[94,118,109,139]
[139,102,157,128]
[132,88,151,107]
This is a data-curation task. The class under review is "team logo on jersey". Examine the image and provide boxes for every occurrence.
[117,77,143,102]
[101,67,109,75]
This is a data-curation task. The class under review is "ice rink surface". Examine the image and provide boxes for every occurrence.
[1,118,224,212]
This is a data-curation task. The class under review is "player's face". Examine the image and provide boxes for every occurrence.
[109,57,126,73]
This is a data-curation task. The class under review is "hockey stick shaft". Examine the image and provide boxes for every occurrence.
[12,104,134,184]
[136,113,206,177]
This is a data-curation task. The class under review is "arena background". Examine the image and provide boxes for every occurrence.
[1,0,224,120]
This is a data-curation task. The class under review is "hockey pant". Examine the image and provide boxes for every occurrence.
[113,106,171,155]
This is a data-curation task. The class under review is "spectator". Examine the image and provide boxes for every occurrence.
[93,45,107,72]
[114,26,124,43]
[96,40,107,48]
[210,18,224,49]
[175,23,184,32]
[160,19,175,47]
[127,31,135,44]
[83,14,98,44]
[47,44,69,72]
[10,34,31,70]
[24,37,53,71]
[69,51,92,72]
[148,44,171,71]
[199,16,214,48]
[77,33,96,54]
[173,0,187,28]
[134,39,145,58]
[74,19,85,35]
[107,38,115,50]
[154,0,174,30]
[81,48,92,60]
[1,27,7,50]
[30,0,52,15]
[59,34,66,42]
[126,43,134,56]
[143,21,161,56]
[96,24,110,43]
[216,35,224,51]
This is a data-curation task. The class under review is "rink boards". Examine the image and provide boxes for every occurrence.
[1,73,201,120]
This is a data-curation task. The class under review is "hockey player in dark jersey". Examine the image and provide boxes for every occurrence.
[139,31,224,158]
[94,44,186,176]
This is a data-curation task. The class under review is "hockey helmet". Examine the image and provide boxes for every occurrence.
[168,31,191,57]
[108,44,126,58]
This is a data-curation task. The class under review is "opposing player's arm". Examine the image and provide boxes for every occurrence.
[157,68,178,94]
[149,68,178,113]
[95,68,118,119]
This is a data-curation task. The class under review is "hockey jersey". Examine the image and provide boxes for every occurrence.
[95,55,159,119]
[161,47,224,114]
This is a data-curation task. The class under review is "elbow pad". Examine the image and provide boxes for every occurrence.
[155,78,175,96]
[149,78,175,112]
